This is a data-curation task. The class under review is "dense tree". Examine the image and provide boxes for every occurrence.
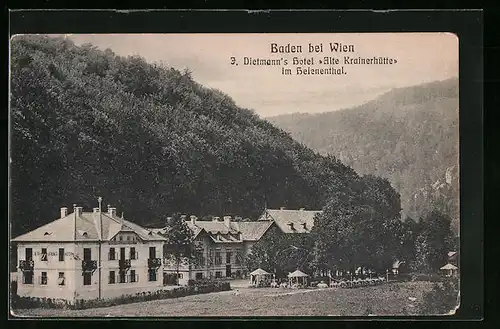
[412,209,453,272]
[10,35,360,237]
[310,175,404,274]
[244,226,312,277]
[269,78,459,232]
[160,214,194,282]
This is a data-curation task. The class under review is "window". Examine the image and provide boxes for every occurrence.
[149,246,156,259]
[130,247,136,260]
[130,270,136,283]
[215,271,222,278]
[25,248,33,261]
[23,271,33,284]
[119,235,123,241]
[109,271,115,284]
[208,249,213,265]
[109,247,116,260]
[127,236,131,241]
[148,269,157,282]
[195,251,204,267]
[59,248,65,261]
[195,272,203,280]
[58,272,65,286]
[41,248,47,261]
[83,248,91,261]
[235,250,242,265]
[83,272,92,285]
[215,251,222,265]
[226,252,232,264]
[119,270,126,283]
[41,272,47,285]
[178,273,183,279]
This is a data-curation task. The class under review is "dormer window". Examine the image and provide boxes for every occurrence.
[77,230,88,238]
[44,232,51,236]
[301,223,307,230]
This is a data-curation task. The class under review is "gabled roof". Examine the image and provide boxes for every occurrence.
[392,260,405,268]
[250,268,270,275]
[187,220,240,235]
[12,210,166,242]
[259,209,322,233]
[238,221,274,241]
[185,219,274,243]
[288,269,309,277]
[440,263,458,270]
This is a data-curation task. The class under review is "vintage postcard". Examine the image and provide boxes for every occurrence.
[9,32,461,317]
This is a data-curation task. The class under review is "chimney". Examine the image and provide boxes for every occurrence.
[60,207,68,218]
[75,206,83,217]
[93,207,100,213]
[301,223,307,230]
[181,214,187,221]
[190,215,197,225]
[288,222,295,231]
[280,207,286,210]
[107,206,116,217]
[224,216,231,227]
[212,216,220,222]
[299,208,305,211]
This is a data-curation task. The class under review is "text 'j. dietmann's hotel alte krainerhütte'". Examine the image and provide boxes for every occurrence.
[12,202,320,303]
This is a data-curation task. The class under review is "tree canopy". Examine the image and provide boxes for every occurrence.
[269,78,459,232]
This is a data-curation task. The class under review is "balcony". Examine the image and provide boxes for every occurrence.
[119,259,131,269]
[19,260,34,271]
[82,260,97,272]
[148,258,162,268]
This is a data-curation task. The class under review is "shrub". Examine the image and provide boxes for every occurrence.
[418,278,459,315]
[411,273,443,282]
[11,281,231,310]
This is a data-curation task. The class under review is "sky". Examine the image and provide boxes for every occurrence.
[64,33,458,118]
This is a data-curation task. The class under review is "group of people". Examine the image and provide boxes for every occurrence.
[330,277,386,288]
[252,276,388,289]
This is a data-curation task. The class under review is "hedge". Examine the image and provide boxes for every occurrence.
[11,281,230,310]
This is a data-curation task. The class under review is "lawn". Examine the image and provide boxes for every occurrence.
[13,281,437,317]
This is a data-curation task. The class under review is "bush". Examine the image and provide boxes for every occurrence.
[411,273,443,282]
[11,281,231,310]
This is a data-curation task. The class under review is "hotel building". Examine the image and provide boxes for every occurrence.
[11,203,166,302]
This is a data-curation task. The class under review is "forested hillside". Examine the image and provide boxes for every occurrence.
[10,35,362,236]
[268,78,459,235]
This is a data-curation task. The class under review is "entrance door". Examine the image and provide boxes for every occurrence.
[226,265,232,278]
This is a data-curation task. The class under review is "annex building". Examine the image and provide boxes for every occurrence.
[158,208,322,285]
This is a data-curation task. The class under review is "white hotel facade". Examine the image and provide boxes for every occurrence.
[12,203,166,302]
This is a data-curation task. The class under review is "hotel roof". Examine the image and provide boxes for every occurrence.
[259,209,322,233]
[186,220,274,243]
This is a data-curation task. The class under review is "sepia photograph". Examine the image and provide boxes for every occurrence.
[9,32,461,317]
